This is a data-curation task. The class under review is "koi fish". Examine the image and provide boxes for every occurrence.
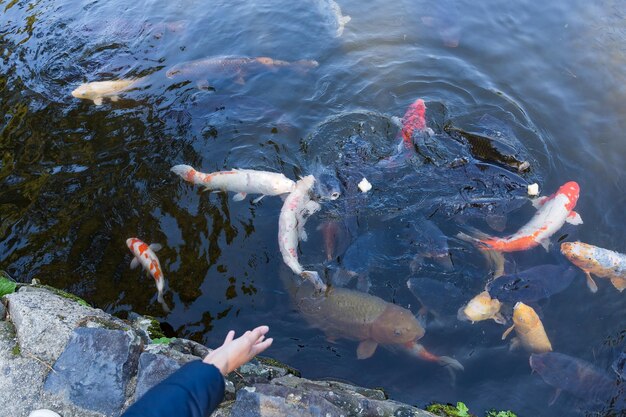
[313,0,351,37]
[486,264,576,304]
[401,341,464,382]
[463,181,582,252]
[171,164,295,203]
[166,55,318,85]
[399,98,428,149]
[530,352,615,406]
[560,241,626,293]
[126,238,169,312]
[292,283,424,359]
[278,176,326,290]
[457,290,505,324]
[71,78,141,106]
[501,302,552,353]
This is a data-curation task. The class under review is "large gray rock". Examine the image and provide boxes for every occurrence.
[230,385,346,417]
[0,299,6,320]
[43,327,141,417]
[6,287,117,363]
[133,352,182,401]
[0,356,48,417]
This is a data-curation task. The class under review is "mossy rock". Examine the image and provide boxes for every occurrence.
[143,315,166,340]
[29,284,91,307]
[426,402,475,417]
[0,272,17,298]
[257,356,301,377]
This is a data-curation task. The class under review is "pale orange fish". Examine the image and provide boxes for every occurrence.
[502,302,552,353]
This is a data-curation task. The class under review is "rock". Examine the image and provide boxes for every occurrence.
[133,352,182,401]
[230,385,346,417]
[0,300,6,320]
[0,356,49,416]
[6,287,120,363]
[43,327,141,417]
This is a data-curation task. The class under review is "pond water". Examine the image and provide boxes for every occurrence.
[1,0,625,415]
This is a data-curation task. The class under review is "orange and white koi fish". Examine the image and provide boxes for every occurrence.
[457,290,506,324]
[126,238,169,312]
[278,176,326,291]
[560,241,626,293]
[463,181,582,252]
[402,340,464,371]
[171,164,295,203]
[502,302,552,353]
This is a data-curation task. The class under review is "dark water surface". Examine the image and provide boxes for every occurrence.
[1,0,625,415]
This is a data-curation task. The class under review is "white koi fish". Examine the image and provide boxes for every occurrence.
[561,241,626,293]
[126,238,170,312]
[313,0,351,37]
[457,290,506,324]
[461,181,582,252]
[278,175,326,291]
[71,78,141,106]
[171,164,295,203]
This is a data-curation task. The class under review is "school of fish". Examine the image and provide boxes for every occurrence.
[66,5,623,410]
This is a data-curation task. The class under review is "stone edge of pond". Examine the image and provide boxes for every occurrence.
[0,284,443,417]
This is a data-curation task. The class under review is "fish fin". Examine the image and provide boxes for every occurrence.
[233,192,246,202]
[252,195,265,204]
[298,228,308,242]
[435,254,454,271]
[565,211,583,225]
[110,95,119,102]
[509,337,521,351]
[610,277,626,292]
[532,196,549,209]
[93,97,103,106]
[301,271,327,292]
[485,214,507,232]
[355,274,371,293]
[548,388,562,406]
[356,340,378,359]
[585,272,598,293]
[502,324,515,340]
[539,238,551,251]
[409,254,424,273]
[130,257,140,269]
[493,312,507,325]
[437,355,464,372]
[149,243,163,252]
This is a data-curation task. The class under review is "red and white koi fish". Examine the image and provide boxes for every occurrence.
[171,164,295,203]
[560,241,626,293]
[278,175,326,291]
[399,98,428,150]
[461,181,582,252]
[401,340,464,383]
[126,238,169,312]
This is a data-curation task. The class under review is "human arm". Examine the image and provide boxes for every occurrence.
[122,326,273,417]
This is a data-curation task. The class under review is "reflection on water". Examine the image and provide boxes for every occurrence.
[1,0,625,415]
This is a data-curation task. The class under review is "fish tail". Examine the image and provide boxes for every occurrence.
[157,291,170,313]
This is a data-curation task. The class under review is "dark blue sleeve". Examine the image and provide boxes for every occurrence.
[123,360,225,417]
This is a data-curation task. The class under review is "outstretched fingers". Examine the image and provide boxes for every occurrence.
[251,338,273,356]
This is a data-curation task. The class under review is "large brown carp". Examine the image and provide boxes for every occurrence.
[292,282,425,359]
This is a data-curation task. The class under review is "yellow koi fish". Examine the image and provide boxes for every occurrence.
[502,302,552,353]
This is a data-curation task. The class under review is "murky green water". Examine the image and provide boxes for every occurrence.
[1,0,625,415]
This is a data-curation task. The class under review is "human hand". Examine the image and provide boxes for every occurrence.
[202,325,273,376]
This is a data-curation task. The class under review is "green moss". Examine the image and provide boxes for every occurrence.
[32,284,91,307]
[0,273,17,297]
[151,337,175,345]
[11,344,20,356]
[426,402,474,417]
[485,411,517,417]
[256,356,301,377]
[144,316,166,340]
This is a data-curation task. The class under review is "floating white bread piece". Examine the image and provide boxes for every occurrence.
[527,183,539,197]
[358,178,372,193]
[28,410,62,417]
